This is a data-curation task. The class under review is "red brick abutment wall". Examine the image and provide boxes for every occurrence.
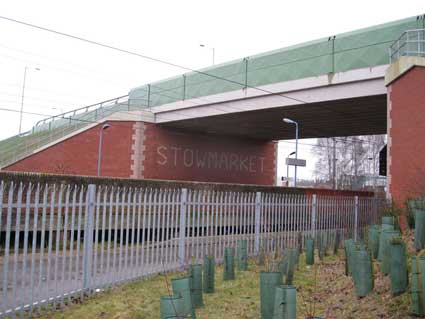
[3,121,277,185]
[388,66,425,207]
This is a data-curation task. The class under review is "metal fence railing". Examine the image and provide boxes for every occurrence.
[0,95,132,169]
[0,180,384,317]
[390,29,425,63]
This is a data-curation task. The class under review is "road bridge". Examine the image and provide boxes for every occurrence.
[1,14,425,206]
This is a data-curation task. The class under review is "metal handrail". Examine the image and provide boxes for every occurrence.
[390,29,425,63]
[0,95,139,168]
[34,95,129,128]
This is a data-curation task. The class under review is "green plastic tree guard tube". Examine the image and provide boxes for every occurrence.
[272,285,296,319]
[258,247,266,266]
[356,241,367,251]
[380,229,401,275]
[306,239,314,265]
[203,255,215,293]
[411,255,425,316]
[323,232,329,256]
[188,264,203,308]
[295,248,300,266]
[281,248,297,285]
[318,233,325,261]
[279,250,288,280]
[333,230,340,255]
[335,230,341,255]
[171,277,196,318]
[223,247,235,280]
[415,208,425,250]
[378,216,394,261]
[352,249,374,297]
[160,295,185,319]
[344,239,355,276]
[279,262,295,285]
[278,260,288,280]
[389,238,408,296]
[297,232,303,253]
[282,247,300,264]
[367,225,380,260]
[237,239,248,271]
[260,272,283,319]
[381,216,394,225]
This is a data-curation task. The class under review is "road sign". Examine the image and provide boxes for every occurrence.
[285,158,306,167]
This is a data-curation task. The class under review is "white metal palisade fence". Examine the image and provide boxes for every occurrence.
[0,180,384,317]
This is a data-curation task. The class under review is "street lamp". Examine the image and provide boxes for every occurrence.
[97,123,111,177]
[199,44,215,65]
[52,107,64,115]
[19,66,40,134]
[283,118,299,187]
[286,151,296,186]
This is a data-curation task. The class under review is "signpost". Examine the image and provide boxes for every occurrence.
[285,158,306,187]
[285,158,306,167]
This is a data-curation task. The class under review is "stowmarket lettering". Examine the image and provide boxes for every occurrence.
[156,145,266,173]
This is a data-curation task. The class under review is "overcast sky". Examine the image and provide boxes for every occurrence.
[0,0,423,181]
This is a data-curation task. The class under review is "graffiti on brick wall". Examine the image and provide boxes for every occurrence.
[156,145,266,173]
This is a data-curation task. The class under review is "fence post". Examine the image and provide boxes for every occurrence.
[178,188,187,267]
[254,192,262,255]
[311,194,317,239]
[354,196,359,242]
[82,184,96,293]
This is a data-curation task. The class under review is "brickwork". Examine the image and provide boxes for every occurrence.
[388,66,425,205]
[3,121,134,178]
[3,121,277,185]
[130,122,145,179]
[141,123,277,185]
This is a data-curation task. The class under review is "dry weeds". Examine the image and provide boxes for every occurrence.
[34,251,413,319]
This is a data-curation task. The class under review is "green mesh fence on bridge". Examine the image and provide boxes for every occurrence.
[129,15,422,109]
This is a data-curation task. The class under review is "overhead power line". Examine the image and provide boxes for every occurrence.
[0,15,389,145]
[0,15,307,105]
[0,106,64,118]
[280,138,385,149]
[0,81,99,100]
[0,52,127,87]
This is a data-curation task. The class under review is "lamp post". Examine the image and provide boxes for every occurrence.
[52,107,64,115]
[286,151,296,186]
[19,66,40,134]
[97,123,111,177]
[199,44,215,65]
[283,118,299,187]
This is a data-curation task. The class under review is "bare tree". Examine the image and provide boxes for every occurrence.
[313,135,386,190]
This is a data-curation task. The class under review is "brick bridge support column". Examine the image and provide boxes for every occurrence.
[386,57,425,223]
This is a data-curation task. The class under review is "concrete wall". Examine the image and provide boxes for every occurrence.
[388,66,425,205]
[3,121,277,185]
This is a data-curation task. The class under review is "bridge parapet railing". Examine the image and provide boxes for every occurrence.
[390,29,425,63]
[0,95,133,168]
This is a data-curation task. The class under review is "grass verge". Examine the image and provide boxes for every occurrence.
[34,252,412,319]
